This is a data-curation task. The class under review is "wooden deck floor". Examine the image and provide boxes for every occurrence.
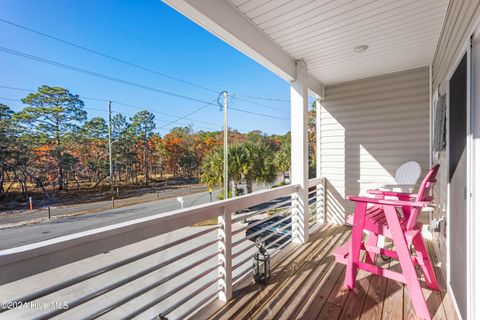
[194,223,458,320]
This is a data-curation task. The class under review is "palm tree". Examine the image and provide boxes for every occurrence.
[200,145,245,197]
[201,139,277,197]
[274,142,291,182]
[200,147,223,190]
[242,140,276,193]
[227,144,246,196]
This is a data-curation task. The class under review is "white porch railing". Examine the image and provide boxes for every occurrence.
[0,178,327,320]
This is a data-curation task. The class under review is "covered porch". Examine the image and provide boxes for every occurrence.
[194,224,458,320]
[0,1,479,319]
[160,0,479,318]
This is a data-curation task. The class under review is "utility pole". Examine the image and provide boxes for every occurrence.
[108,101,114,201]
[222,91,228,199]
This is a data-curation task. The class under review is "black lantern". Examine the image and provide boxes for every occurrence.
[253,241,270,284]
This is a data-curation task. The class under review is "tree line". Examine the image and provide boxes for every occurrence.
[0,85,301,201]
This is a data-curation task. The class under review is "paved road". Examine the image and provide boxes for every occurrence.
[0,184,208,225]
[0,184,265,250]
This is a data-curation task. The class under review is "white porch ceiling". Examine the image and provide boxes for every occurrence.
[228,0,449,85]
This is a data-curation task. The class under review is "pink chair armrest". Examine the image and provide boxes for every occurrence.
[366,189,433,201]
[346,195,430,208]
[367,189,415,198]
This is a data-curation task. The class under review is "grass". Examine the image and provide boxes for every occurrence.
[192,217,219,227]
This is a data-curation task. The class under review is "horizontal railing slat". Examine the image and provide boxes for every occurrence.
[33,239,221,320]
[1,225,219,306]
[174,288,221,320]
[308,177,324,188]
[232,206,291,236]
[231,197,292,224]
[232,214,292,247]
[124,272,222,319]
[0,183,298,285]
[84,251,220,319]
[0,180,329,320]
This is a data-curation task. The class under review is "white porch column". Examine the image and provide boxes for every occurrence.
[218,207,232,302]
[315,98,325,224]
[291,60,309,244]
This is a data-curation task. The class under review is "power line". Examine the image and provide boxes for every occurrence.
[36,3,289,103]
[235,96,289,113]
[0,46,288,121]
[0,95,107,113]
[110,100,220,127]
[0,17,219,95]
[0,84,233,129]
[0,85,109,104]
[110,110,220,132]
[0,94,218,131]
[229,106,288,120]
[0,17,290,111]
[0,96,19,102]
[235,94,290,103]
[0,46,216,105]
[158,98,217,129]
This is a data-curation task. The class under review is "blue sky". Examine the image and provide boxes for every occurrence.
[0,0,292,135]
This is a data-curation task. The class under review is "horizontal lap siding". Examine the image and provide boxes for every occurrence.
[432,0,480,91]
[431,1,480,313]
[320,67,430,222]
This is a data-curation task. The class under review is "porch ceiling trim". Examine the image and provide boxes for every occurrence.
[163,0,324,98]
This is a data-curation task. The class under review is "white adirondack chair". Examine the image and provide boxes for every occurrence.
[358,161,422,195]
[381,161,422,193]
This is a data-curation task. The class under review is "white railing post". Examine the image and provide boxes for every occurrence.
[291,60,309,244]
[316,98,325,223]
[218,206,232,302]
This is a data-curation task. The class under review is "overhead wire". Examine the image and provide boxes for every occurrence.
[0,17,290,112]
[234,94,290,103]
[109,100,221,127]
[158,98,217,129]
[0,46,288,121]
[110,110,219,132]
[43,2,289,103]
[0,17,218,95]
[0,95,107,113]
[0,94,217,131]
[0,46,215,105]
[0,87,227,131]
[0,84,219,127]
[235,96,289,112]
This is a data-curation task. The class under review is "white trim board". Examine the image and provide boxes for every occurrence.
[469,29,480,320]
[444,37,473,320]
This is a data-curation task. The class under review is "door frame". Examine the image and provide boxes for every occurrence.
[470,30,480,320]
[445,38,473,320]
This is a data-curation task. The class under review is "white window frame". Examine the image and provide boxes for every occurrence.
[444,35,476,320]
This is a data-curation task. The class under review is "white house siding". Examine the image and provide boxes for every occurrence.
[431,0,480,269]
[319,67,430,223]
[432,0,480,91]
[431,1,480,318]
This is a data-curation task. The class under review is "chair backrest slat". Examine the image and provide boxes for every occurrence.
[395,161,422,185]
[406,164,440,230]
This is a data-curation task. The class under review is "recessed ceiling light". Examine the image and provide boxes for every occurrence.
[353,45,369,53]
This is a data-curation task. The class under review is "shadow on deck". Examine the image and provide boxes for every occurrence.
[194,224,458,320]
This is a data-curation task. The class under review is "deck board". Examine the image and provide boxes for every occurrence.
[194,224,458,320]
[360,256,389,320]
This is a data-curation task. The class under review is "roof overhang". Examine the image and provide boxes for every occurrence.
[164,0,448,95]
[163,0,325,98]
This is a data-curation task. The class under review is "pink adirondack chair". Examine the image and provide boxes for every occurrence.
[332,165,440,320]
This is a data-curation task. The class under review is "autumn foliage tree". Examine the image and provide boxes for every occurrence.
[17,86,87,190]
[0,85,293,204]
